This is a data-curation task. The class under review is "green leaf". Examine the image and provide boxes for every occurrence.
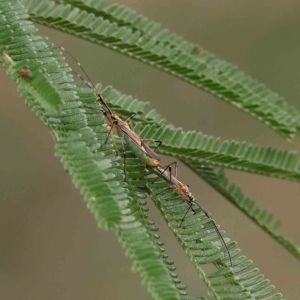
[184,163,300,261]
[94,85,300,260]
[94,85,300,183]
[146,172,282,300]
[1,51,63,112]
[0,1,290,299]
[21,0,300,139]
[0,3,184,299]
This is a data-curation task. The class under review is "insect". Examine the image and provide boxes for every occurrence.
[98,95,163,170]
[19,69,31,79]
[152,165,233,267]
[60,47,232,267]
[96,90,233,267]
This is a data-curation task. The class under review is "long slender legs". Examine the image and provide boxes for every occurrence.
[140,139,162,151]
[182,201,232,267]
[152,162,178,184]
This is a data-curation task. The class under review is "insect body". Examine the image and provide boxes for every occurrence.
[98,94,162,168]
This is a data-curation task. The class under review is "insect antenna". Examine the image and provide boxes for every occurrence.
[59,47,98,91]
[58,47,122,153]
[192,201,232,267]
[58,47,114,116]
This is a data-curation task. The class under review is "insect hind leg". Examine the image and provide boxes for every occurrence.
[152,161,178,184]
[178,203,193,227]
[192,201,233,267]
[140,139,162,151]
[121,138,127,181]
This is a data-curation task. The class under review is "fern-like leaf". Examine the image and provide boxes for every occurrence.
[94,85,300,183]
[0,1,292,299]
[184,162,300,261]
[93,85,299,259]
[147,172,282,300]
[0,3,185,299]
[21,0,300,139]
[88,85,284,299]
[1,54,63,111]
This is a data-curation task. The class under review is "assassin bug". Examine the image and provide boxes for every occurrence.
[151,165,232,267]
[60,47,232,266]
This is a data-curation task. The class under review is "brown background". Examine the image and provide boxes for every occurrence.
[0,0,300,299]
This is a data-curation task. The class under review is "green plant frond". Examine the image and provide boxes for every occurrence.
[185,163,300,261]
[134,123,300,182]
[0,4,187,299]
[0,3,125,227]
[99,85,150,117]
[99,84,167,125]
[57,0,198,54]
[117,147,197,299]
[21,0,300,139]
[1,54,63,111]
[88,85,300,183]
[55,109,185,300]
[146,173,282,300]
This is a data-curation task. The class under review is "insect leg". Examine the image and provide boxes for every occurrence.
[179,203,193,227]
[121,138,127,180]
[154,186,172,196]
[125,114,135,122]
[140,139,162,151]
[193,201,232,267]
[152,161,178,184]
[99,116,116,148]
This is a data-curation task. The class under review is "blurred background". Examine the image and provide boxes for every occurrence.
[0,0,300,299]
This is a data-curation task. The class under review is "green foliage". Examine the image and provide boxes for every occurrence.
[0,2,184,299]
[99,86,300,183]
[185,163,300,261]
[2,56,63,111]
[1,0,298,299]
[98,85,300,261]
[22,0,300,139]
[133,122,300,182]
